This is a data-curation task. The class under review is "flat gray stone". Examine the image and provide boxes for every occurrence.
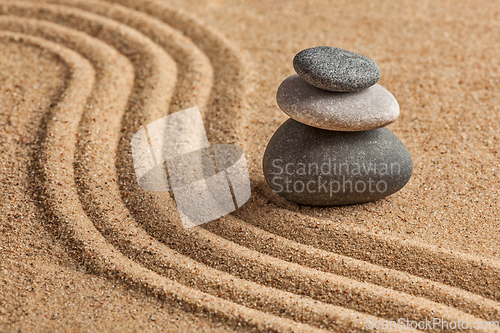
[263,119,412,206]
[293,46,380,92]
[276,74,399,131]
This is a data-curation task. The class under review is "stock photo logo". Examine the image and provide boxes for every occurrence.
[131,106,251,228]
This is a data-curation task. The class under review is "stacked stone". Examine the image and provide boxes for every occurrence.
[263,46,413,206]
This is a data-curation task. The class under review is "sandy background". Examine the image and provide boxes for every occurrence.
[1,0,500,332]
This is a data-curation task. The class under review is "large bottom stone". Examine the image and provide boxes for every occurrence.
[263,119,413,206]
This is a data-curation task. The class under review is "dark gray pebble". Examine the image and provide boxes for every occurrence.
[293,46,381,92]
[263,119,412,206]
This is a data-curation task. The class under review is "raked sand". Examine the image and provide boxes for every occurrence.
[1,0,500,332]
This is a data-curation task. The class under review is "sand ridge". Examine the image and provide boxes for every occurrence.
[0,0,500,332]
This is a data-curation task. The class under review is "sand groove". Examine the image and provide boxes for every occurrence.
[136,211,493,332]
[1,0,499,331]
[206,215,500,322]
[235,197,500,302]
[38,0,214,113]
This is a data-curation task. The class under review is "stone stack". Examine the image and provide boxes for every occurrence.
[263,46,413,206]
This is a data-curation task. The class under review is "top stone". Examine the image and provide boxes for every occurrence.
[293,46,381,92]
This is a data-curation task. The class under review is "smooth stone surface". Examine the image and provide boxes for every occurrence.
[276,74,399,131]
[263,119,412,206]
[293,46,381,92]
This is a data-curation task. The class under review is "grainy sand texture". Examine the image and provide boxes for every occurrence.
[1,0,500,332]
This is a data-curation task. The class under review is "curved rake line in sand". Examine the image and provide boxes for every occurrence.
[0,16,327,333]
[104,0,248,144]
[37,0,215,114]
[205,213,500,323]
[237,192,500,302]
[22,1,500,330]
[96,0,500,307]
[139,211,494,333]
[1,3,407,332]
[29,0,500,326]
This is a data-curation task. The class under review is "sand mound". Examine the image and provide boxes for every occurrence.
[1,0,500,332]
